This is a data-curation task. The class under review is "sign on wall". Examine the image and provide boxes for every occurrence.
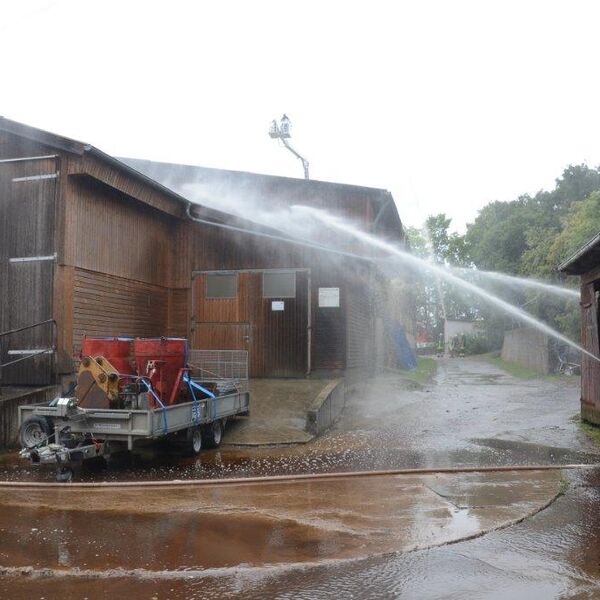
[271,301,285,311]
[318,287,340,308]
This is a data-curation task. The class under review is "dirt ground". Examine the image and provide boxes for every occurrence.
[1,357,600,599]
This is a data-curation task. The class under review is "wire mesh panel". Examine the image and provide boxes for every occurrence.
[188,350,248,381]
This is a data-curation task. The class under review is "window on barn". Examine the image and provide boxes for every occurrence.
[263,271,296,298]
[205,273,237,299]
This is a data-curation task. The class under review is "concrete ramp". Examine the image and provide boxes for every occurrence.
[225,379,338,445]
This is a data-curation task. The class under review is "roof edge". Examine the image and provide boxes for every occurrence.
[118,156,393,197]
[0,116,86,155]
[558,231,600,273]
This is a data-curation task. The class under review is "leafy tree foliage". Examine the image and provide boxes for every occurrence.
[547,191,600,267]
[466,164,600,277]
[412,164,600,346]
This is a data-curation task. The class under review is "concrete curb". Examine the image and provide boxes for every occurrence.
[305,378,345,436]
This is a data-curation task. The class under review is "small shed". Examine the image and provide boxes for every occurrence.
[559,232,600,424]
[443,319,481,346]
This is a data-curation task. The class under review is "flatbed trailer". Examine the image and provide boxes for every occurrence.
[19,390,249,481]
[17,341,250,481]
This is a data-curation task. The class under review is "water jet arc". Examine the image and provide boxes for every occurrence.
[295,205,599,363]
[457,268,580,300]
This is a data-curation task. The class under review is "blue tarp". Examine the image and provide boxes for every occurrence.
[390,322,418,370]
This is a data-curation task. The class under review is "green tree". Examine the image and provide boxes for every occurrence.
[547,190,600,266]
[425,214,451,263]
[461,164,600,343]
[465,198,539,273]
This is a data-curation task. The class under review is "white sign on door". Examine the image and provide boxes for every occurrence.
[318,287,340,308]
[271,301,285,311]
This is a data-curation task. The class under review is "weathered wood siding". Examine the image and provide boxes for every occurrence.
[168,289,189,337]
[72,269,169,355]
[0,131,56,161]
[345,276,374,373]
[581,271,600,424]
[311,270,345,372]
[66,176,176,286]
[0,155,58,384]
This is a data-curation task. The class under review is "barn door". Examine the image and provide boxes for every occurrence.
[0,156,57,385]
[192,271,252,353]
[254,270,308,378]
[192,270,309,378]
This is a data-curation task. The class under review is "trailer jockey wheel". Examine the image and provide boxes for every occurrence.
[202,420,223,449]
[186,426,203,455]
[56,466,74,483]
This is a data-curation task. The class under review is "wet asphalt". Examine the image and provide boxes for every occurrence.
[1,357,600,599]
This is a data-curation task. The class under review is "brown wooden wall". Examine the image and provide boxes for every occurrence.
[581,269,600,424]
[345,274,374,372]
[167,289,189,337]
[0,131,56,161]
[311,269,345,372]
[65,176,176,287]
[71,268,169,355]
[0,154,58,384]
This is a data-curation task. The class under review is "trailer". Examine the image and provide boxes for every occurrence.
[18,338,250,481]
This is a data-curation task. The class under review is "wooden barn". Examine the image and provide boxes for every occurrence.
[559,233,600,424]
[0,118,408,390]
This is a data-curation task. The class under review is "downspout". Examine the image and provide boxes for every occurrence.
[185,203,364,261]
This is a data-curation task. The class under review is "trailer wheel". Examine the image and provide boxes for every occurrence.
[186,426,203,455]
[20,416,52,449]
[202,420,223,449]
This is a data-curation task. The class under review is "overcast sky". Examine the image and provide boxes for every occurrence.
[2,0,600,231]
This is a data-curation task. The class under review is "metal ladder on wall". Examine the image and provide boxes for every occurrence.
[0,319,57,394]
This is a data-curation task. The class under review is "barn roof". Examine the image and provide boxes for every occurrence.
[118,157,403,238]
[0,117,403,253]
[558,231,600,275]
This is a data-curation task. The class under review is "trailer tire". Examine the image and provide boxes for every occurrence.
[186,426,203,455]
[202,420,223,449]
[20,416,52,449]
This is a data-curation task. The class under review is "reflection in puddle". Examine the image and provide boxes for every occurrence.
[0,470,560,574]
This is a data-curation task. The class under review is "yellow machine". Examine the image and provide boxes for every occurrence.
[76,356,120,408]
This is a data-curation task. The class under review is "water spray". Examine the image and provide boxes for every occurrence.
[455,268,580,300]
[293,205,599,363]
[185,197,595,363]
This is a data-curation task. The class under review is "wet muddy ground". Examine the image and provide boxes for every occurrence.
[1,357,600,598]
[1,357,595,483]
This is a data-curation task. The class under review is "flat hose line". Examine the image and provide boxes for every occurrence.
[0,463,597,489]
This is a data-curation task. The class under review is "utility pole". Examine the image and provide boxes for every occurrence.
[269,114,310,179]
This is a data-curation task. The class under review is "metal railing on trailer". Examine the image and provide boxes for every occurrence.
[188,349,249,394]
[0,319,57,393]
